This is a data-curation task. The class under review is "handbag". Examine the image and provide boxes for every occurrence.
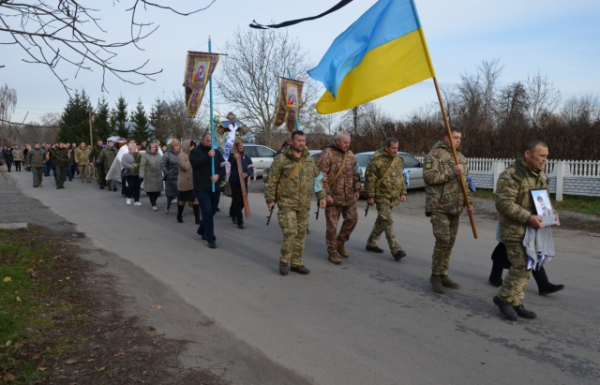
[223,181,232,197]
[122,168,131,177]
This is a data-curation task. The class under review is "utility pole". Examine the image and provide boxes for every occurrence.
[89,105,93,145]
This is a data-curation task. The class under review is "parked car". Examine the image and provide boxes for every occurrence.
[242,144,276,177]
[355,151,425,193]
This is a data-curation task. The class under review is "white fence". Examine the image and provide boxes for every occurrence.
[416,157,600,201]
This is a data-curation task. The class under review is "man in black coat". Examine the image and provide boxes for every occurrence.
[189,132,226,249]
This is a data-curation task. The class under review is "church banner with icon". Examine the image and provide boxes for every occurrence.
[274,77,303,132]
[184,51,220,115]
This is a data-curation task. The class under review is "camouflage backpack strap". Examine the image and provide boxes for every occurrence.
[511,158,527,183]
[328,151,347,188]
[375,156,398,189]
[275,159,306,201]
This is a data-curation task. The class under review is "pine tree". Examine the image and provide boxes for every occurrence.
[150,97,169,144]
[57,89,91,144]
[130,101,151,143]
[93,97,112,142]
[113,96,129,138]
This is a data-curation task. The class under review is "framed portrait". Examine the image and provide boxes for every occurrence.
[531,189,557,226]
[192,59,210,85]
[286,84,298,107]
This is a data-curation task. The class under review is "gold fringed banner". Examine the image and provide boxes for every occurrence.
[184,51,220,115]
[274,78,304,132]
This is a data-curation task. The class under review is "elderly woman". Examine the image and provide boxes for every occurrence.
[121,142,143,206]
[160,139,181,214]
[139,140,164,211]
[176,139,201,224]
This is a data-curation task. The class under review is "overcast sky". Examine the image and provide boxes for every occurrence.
[3,0,599,126]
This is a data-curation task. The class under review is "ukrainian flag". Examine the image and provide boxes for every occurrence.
[308,0,435,114]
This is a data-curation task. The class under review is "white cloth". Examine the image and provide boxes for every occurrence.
[523,225,555,270]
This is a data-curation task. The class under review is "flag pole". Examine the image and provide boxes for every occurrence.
[287,69,301,131]
[432,77,478,239]
[209,36,215,192]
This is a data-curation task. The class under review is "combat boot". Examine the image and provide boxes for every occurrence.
[393,250,406,261]
[440,275,460,289]
[512,304,537,319]
[279,261,289,276]
[328,252,342,265]
[430,275,445,294]
[488,264,504,287]
[493,296,518,321]
[337,241,349,258]
[291,265,310,275]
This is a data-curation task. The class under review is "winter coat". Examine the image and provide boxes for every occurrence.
[12,148,24,162]
[495,158,548,243]
[177,140,194,192]
[189,143,226,192]
[96,146,117,170]
[26,148,46,168]
[139,149,163,192]
[50,147,70,167]
[160,147,180,197]
[423,140,469,216]
[229,152,253,185]
[121,151,141,176]
[4,149,13,163]
[364,148,407,207]
[264,146,326,211]
[74,147,90,165]
[316,144,361,207]
[89,144,104,163]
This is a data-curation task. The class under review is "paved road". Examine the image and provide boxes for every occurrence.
[7,171,600,384]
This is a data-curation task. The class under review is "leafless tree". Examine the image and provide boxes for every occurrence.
[217,27,319,147]
[160,92,205,142]
[0,1,217,94]
[561,94,599,125]
[525,70,561,127]
[0,83,17,145]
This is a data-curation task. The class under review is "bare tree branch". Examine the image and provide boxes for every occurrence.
[0,1,218,94]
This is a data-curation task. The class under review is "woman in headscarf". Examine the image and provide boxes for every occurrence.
[121,142,143,206]
[176,139,201,224]
[160,139,181,214]
[139,140,164,211]
[229,138,254,229]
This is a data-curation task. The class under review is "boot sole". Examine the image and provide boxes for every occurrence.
[493,296,518,321]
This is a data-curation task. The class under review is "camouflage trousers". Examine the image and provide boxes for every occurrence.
[498,242,531,306]
[366,204,402,255]
[325,205,358,254]
[430,212,459,275]
[277,208,309,267]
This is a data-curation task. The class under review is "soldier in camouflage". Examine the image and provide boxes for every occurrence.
[89,139,106,188]
[493,141,560,321]
[74,142,92,183]
[364,138,408,261]
[49,143,71,189]
[423,128,474,294]
[265,131,327,276]
[316,131,362,265]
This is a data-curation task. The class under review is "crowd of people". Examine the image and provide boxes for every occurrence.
[9,118,565,321]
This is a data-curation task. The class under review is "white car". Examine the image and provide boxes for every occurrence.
[355,151,425,191]
[242,144,276,177]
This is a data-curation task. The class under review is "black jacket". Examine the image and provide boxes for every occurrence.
[189,144,226,192]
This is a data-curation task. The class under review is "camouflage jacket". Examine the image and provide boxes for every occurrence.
[265,146,326,211]
[364,148,407,207]
[316,144,361,207]
[25,148,46,168]
[74,147,91,165]
[50,147,70,167]
[424,140,469,216]
[96,147,118,170]
[495,158,548,243]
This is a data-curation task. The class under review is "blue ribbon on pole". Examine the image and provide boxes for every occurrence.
[209,38,215,192]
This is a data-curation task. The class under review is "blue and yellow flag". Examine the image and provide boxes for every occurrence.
[308,0,435,114]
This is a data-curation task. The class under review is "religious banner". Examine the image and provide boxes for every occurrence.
[184,51,220,115]
[274,77,303,132]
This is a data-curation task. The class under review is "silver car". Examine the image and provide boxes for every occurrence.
[242,144,276,177]
[355,151,425,191]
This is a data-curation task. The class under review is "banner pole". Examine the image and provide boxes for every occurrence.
[287,69,301,131]
[209,36,215,192]
[432,76,478,239]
